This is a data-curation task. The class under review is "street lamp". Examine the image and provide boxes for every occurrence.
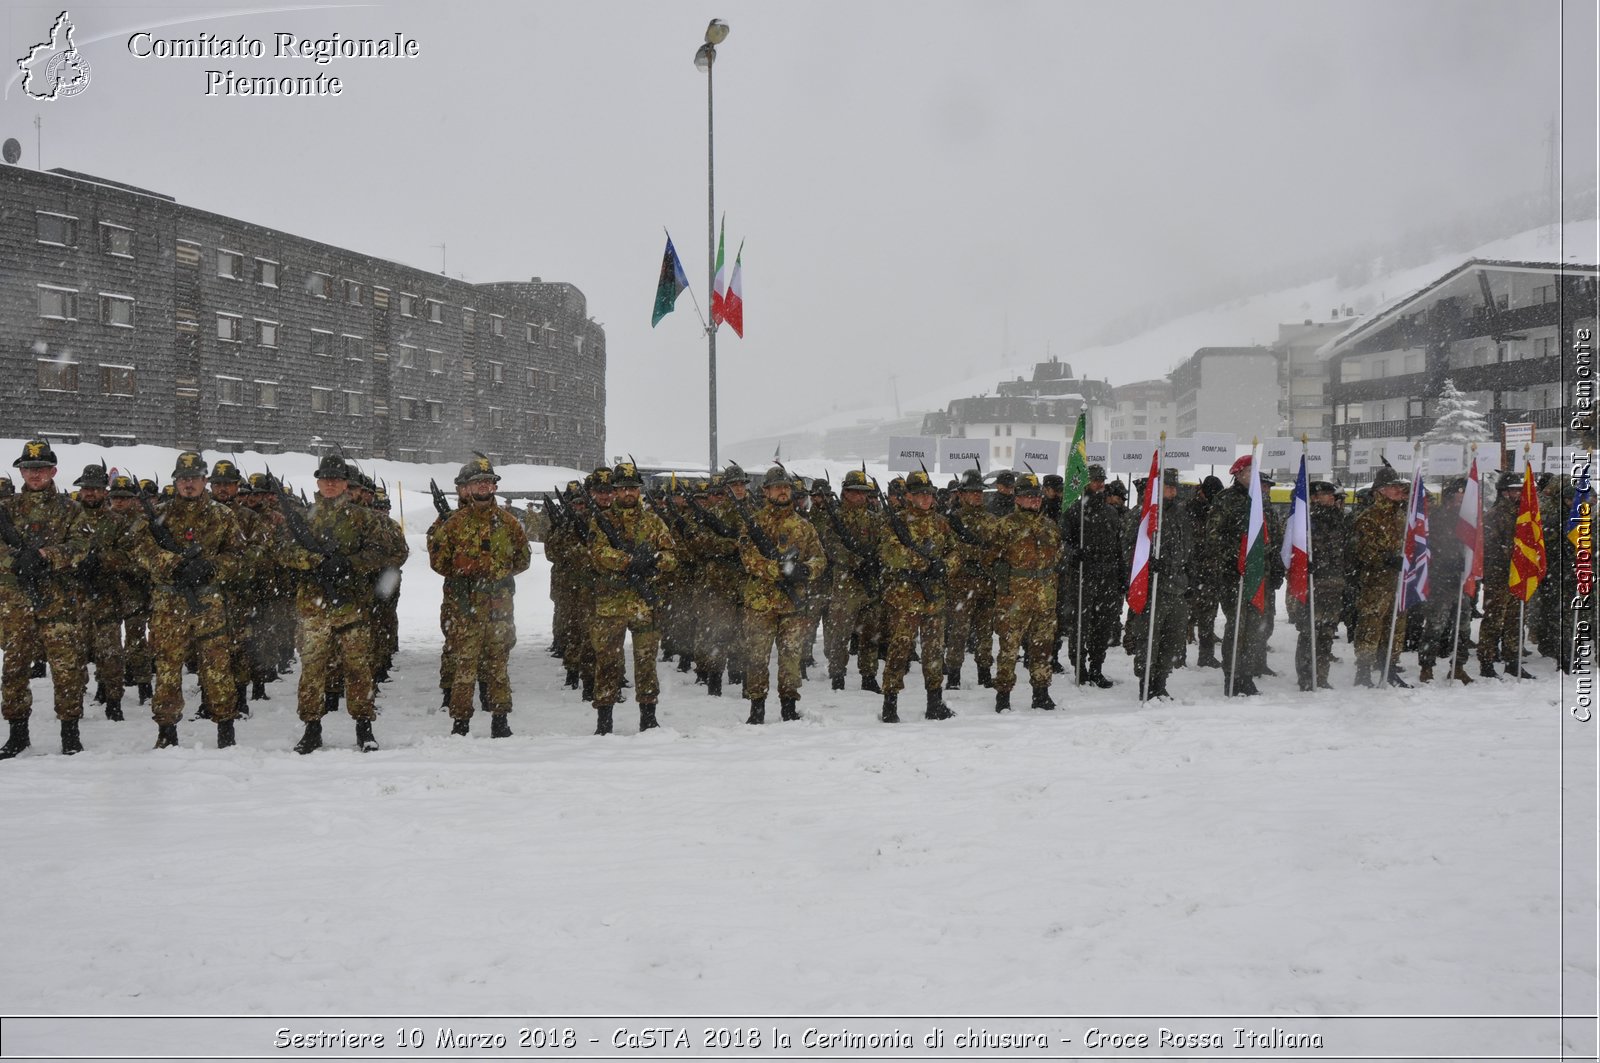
[695,18,728,472]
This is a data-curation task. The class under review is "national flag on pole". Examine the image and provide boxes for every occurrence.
[1508,459,1547,602]
[1061,413,1090,512]
[1238,449,1268,611]
[650,234,690,327]
[1399,467,1430,610]
[1457,454,1483,598]
[1280,455,1311,604]
[723,241,744,338]
[1126,449,1161,614]
[709,216,728,326]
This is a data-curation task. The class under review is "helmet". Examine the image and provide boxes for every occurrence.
[904,470,935,494]
[1013,472,1041,495]
[1372,466,1403,490]
[208,459,243,485]
[109,473,139,498]
[0,476,13,497]
[761,466,791,489]
[74,464,109,489]
[612,462,643,487]
[1309,479,1341,496]
[957,469,985,492]
[1043,474,1065,489]
[13,439,57,469]
[809,478,833,497]
[1104,479,1129,499]
[723,463,750,485]
[173,451,208,480]
[314,454,350,481]
[1201,474,1224,496]
[993,470,1016,488]
[247,472,279,495]
[1087,464,1107,482]
[587,466,614,490]
[842,469,873,492]
[1162,468,1180,487]
[1496,471,1522,492]
[138,478,159,497]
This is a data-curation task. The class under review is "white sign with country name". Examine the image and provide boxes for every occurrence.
[938,437,988,474]
[1193,432,1237,464]
[1085,441,1109,468]
[1260,437,1298,471]
[887,435,937,472]
[1014,438,1062,474]
[1503,421,1536,447]
[1304,441,1333,475]
[1387,444,1418,475]
[1507,442,1544,472]
[1543,446,1572,475]
[1110,440,1156,476]
[1160,438,1197,468]
[1348,439,1375,473]
[1427,443,1465,476]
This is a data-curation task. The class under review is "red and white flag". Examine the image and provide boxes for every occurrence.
[1457,453,1483,599]
[1126,449,1161,614]
[1280,454,1311,604]
[723,241,744,338]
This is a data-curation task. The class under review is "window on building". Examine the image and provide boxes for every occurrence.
[344,391,363,417]
[36,212,78,246]
[427,349,445,374]
[255,258,279,287]
[463,358,476,382]
[37,286,78,320]
[311,388,331,413]
[399,293,417,317]
[100,294,134,328]
[462,309,476,334]
[463,407,476,428]
[398,345,417,369]
[1531,283,1556,304]
[218,250,244,280]
[217,313,242,342]
[427,300,443,323]
[217,377,243,405]
[257,320,278,348]
[37,360,78,392]
[343,334,364,361]
[310,273,333,299]
[490,361,504,385]
[1404,352,1423,374]
[490,314,504,338]
[525,322,537,344]
[257,381,278,408]
[1371,358,1387,379]
[343,279,362,306]
[310,330,332,357]
[528,412,551,433]
[427,400,442,423]
[100,365,135,397]
[100,224,133,258]
[490,407,505,430]
[398,397,419,421]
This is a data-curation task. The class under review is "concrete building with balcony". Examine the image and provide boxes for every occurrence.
[0,164,607,468]
[1275,317,1354,441]
[1319,257,1598,476]
[1107,378,1175,442]
[928,357,1113,467]
[1169,345,1281,443]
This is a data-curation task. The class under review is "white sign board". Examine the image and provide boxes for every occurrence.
[1387,445,1417,475]
[938,437,988,474]
[1014,438,1062,474]
[1110,440,1156,476]
[1508,442,1545,473]
[1304,441,1333,476]
[1348,439,1375,474]
[1542,446,1573,475]
[1260,437,1299,471]
[1085,441,1109,468]
[1427,443,1466,477]
[1160,438,1197,469]
[1193,432,1237,465]
[1502,421,1536,448]
[886,435,937,473]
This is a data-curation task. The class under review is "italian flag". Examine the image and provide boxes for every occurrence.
[709,216,728,327]
[1238,446,1267,611]
[723,241,744,338]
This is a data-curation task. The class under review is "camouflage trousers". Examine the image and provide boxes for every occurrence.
[1187,585,1222,660]
[882,582,945,696]
[1288,579,1344,686]
[447,615,516,720]
[298,613,375,722]
[85,617,126,703]
[1218,579,1271,684]
[150,592,234,727]
[823,577,881,680]
[375,579,401,667]
[559,584,596,682]
[994,580,1056,693]
[224,598,256,688]
[259,595,298,671]
[943,576,995,675]
[1417,588,1472,672]
[694,583,742,677]
[1,588,86,723]
[1477,579,1520,665]
[122,612,152,683]
[591,598,659,709]
[741,608,810,702]
[1354,578,1407,676]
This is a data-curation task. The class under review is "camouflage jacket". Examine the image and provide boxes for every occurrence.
[946,500,1001,584]
[877,506,961,598]
[1480,495,1519,580]
[219,497,273,597]
[586,501,677,610]
[991,508,1062,588]
[816,500,883,592]
[1147,498,1194,595]
[130,494,248,613]
[276,493,407,621]
[738,502,826,614]
[1351,494,1406,581]
[0,484,94,621]
[428,499,530,617]
[76,502,142,622]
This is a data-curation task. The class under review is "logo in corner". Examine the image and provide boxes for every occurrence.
[17,11,91,101]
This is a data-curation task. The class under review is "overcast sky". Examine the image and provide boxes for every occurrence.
[4,0,1593,462]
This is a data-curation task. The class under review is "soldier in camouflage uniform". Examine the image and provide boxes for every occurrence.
[108,474,155,705]
[1061,464,1123,688]
[655,482,700,674]
[584,462,675,735]
[428,455,531,737]
[1478,471,1533,679]
[683,475,744,696]
[1415,476,1474,684]
[1185,475,1225,667]
[734,467,826,724]
[127,451,248,749]
[0,441,93,758]
[276,455,409,754]
[74,463,139,722]
[1288,480,1350,690]
[367,479,405,684]
[1350,465,1411,687]
[989,472,1063,710]
[1125,469,1193,700]
[1206,455,1270,696]
[241,472,298,682]
[942,469,999,689]
[817,470,885,692]
[203,460,267,719]
[876,470,961,723]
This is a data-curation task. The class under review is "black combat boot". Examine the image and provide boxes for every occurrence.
[995,689,1011,713]
[860,674,882,693]
[746,699,765,725]
[1479,660,1499,679]
[880,693,899,724]
[1088,666,1114,689]
[1234,675,1261,695]
[1503,661,1537,680]
[105,698,124,722]
[491,713,512,738]
[193,699,214,721]
[976,664,993,688]
[706,672,722,697]
[450,717,470,736]
[0,719,31,759]
[154,723,180,750]
[676,656,693,673]
[564,668,580,689]
[93,681,106,706]
[439,689,451,710]
[60,719,83,755]
[1352,669,1374,688]
[30,659,46,679]
[945,669,961,690]
[638,703,659,731]
[321,690,340,717]
[136,681,153,705]
[1142,678,1170,700]
[1050,653,1066,675]
[217,719,236,749]
[293,719,322,755]
[580,675,595,703]
[1385,669,1411,689]
[1031,686,1056,710]
[830,673,846,691]
[235,683,250,720]
[780,697,800,722]
[355,718,379,752]
[594,705,613,736]
[251,679,269,701]
[925,689,953,720]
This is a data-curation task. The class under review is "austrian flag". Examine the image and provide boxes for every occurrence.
[1281,455,1311,604]
[1126,449,1161,614]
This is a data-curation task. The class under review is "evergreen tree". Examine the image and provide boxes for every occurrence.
[1422,378,1491,447]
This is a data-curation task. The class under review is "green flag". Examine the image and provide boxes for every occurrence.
[651,234,690,327]
[1061,413,1090,510]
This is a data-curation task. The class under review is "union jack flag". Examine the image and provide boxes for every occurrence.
[1400,468,1430,611]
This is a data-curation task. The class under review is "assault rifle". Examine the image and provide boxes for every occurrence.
[728,492,803,607]
[580,486,658,605]
[137,495,202,613]
[875,482,943,599]
[684,493,737,540]
[546,492,589,542]
[275,489,359,606]
[0,505,47,609]
[428,479,453,520]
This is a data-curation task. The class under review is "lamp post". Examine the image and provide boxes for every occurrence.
[695,18,729,473]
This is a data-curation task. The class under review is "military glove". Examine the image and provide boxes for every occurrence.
[317,553,354,582]
[13,547,48,584]
[173,555,216,588]
[79,549,102,584]
[1147,556,1164,575]
[923,557,948,581]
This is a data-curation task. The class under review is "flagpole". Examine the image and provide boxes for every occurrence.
[1446,444,1476,686]
[1074,489,1086,681]
[1514,446,1530,678]
[1303,437,1318,692]
[1140,433,1165,702]
[1383,443,1420,684]
[693,21,730,473]
[1227,438,1257,698]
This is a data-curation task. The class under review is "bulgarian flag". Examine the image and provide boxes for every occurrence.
[1457,452,1483,599]
[1126,448,1161,614]
[1280,453,1311,604]
[1508,458,1547,602]
[723,241,744,338]
[709,215,728,326]
[1238,445,1268,611]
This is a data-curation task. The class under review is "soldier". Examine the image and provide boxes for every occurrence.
[242,472,298,684]
[276,455,408,754]
[107,474,155,707]
[989,472,1063,710]
[876,470,961,722]
[74,463,138,721]
[1126,469,1193,700]
[683,474,743,696]
[1185,475,1225,667]
[1289,480,1350,690]
[368,479,405,684]
[583,462,674,734]
[1061,464,1122,688]
[128,451,248,749]
[1350,465,1411,687]
[655,481,700,674]
[204,459,268,717]
[817,469,885,692]
[942,469,999,689]
[1416,477,1474,684]
[1206,455,1270,696]
[988,469,1017,516]
[0,440,92,758]
[734,467,826,724]
[1478,471,1533,679]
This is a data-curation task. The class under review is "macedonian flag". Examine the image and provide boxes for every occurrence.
[1507,460,1547,603]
